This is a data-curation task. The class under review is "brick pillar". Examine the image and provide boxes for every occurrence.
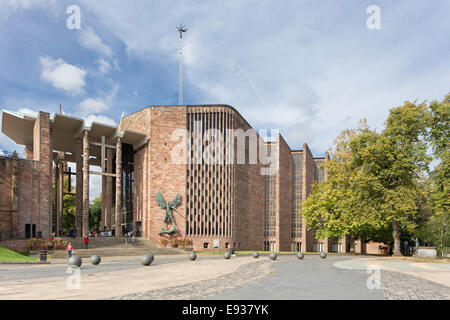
[33,112,53,238]
[11,152,19,239]
[101,171,106,229]
[106,148,113,230]
[115,138,122,236]
[75,136,83,237]
[82,131,90,237]
[57,159,64,237]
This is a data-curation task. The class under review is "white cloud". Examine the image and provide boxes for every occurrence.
[79,26,113,57]
[95,58,111,74]
[18,108,38,117]
[83,114,116,127]
[0,0,59,20]
[40,56,87,94]
[79,98,110,115]
[77,82,119,116]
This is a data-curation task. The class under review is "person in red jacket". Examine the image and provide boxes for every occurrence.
[83,235,89,249]
[66,243,74,257]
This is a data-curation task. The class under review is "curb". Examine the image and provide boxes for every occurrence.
[0,261,51,264]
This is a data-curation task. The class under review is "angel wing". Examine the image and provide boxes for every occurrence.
[156,192,167,209]
[169,193,182,209]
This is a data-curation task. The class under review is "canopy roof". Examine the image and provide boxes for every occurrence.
[1,110,148,163]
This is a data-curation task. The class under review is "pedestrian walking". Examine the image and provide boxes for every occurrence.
[131,234,136,247]
[66,242,74,258]
[125,232,128,244]
[83,235,89,249]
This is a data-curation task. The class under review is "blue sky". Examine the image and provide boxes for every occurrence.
[0,0,449,197]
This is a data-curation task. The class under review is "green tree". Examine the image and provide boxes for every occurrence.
[302,101,431,256]
[89,194,102,231]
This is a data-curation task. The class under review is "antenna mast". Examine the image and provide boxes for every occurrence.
[177,24,188,105]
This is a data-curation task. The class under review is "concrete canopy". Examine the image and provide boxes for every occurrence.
[1,109,148,164]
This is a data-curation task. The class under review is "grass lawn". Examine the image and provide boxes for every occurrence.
[0,245,38,262]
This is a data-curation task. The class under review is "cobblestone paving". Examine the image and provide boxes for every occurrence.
[381,271,450,300]
[110,260,274,300]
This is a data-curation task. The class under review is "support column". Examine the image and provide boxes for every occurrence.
[106,148,113,230]
[11,151,19,239]
[75,136,83,237]
[115,138,122,237]
[101,171,106,230]
[57,159,64,237]
[82,131,90,237]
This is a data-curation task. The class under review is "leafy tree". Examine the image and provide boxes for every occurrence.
[89,194,102,231]
[427,95,449,217]
[302,101,431,255]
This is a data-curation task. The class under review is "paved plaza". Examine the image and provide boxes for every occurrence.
[0,254,448,300]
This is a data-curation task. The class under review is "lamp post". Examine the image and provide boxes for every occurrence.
[442,223,447,258]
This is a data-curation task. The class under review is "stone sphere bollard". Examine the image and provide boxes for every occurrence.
[269,252,277,260]
[189,252,197,261]
[68,256,82,267]
[90,255,101,265]
[141,253,154,266]
[297,252,304,259]
[252,251,259,259]
[320,251,327,259]
[224,251,231,259]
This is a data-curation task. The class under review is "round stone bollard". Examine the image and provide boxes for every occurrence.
[68,256,82,267]
[189,252,197,261]
[269,252,277,260]
[297,252,304,260]
[90,255,101,265]
[320,251,327,259]
[252,251,259,259]
[224,251,231,259]
[141,253,154,266]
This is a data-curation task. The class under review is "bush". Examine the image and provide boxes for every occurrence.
[26,238,68,251]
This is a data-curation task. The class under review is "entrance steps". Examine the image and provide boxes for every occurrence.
[50,237,189,258]
[61,237,158,249]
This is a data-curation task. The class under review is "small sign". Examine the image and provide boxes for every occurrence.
[107,231,112,237]
[213,239,220,248]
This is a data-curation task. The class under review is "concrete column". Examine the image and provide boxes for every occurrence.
[82,131,90,237]
[75,136,83,237]
[115,138,122,236]
[106,148,113,230]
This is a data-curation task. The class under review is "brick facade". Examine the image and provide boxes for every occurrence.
[0,106,387,254]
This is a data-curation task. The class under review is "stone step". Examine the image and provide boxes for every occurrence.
[61,237,158,249]
[50,246,190,259]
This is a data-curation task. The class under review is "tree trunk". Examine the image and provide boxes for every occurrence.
[392,220,402,256]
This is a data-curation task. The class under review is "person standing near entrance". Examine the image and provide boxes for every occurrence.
[83,235,89,249]
[125,232,128,244]
[131,234,136,247]
[66,242,74,257]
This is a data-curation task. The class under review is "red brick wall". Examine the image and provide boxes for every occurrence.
[301,143,315,252]
[0,239,28,252]
[277,134,292,251]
